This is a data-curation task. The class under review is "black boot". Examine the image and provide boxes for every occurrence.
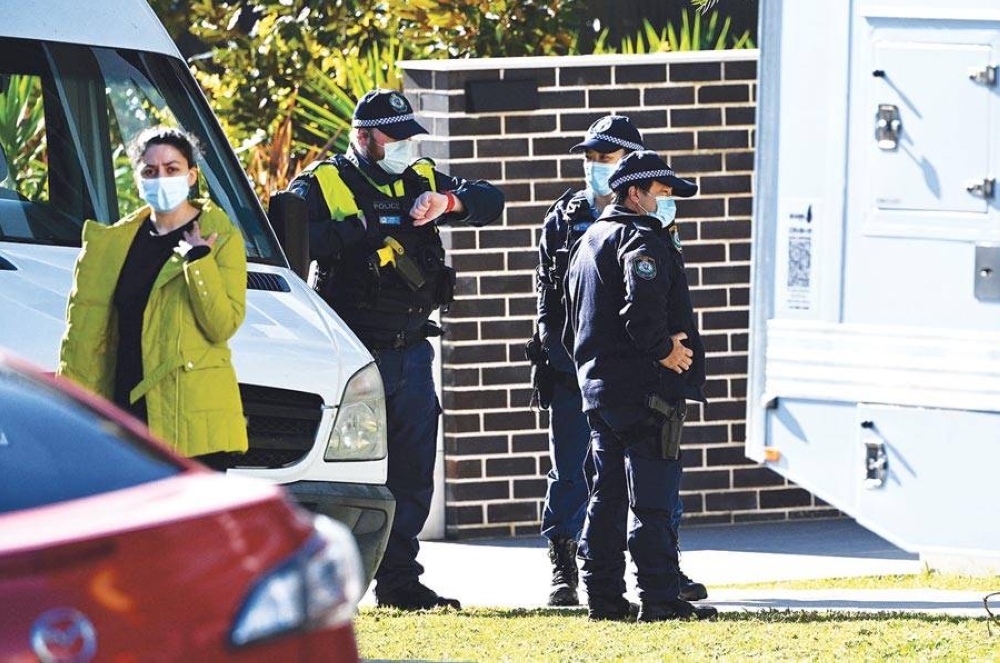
[587,594,640,621]
[678,567,708,601]
[375,579,461,610]
[638,599,717,623]
[547,538,579,606]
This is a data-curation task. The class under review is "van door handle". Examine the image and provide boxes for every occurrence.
[875,104,901,150]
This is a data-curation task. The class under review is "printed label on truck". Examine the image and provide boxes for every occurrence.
[775,198,820,316]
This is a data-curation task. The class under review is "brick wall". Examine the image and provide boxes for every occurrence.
[400,52,836,539]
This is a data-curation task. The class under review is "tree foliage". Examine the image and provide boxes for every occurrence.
[391,0,586,58]
[0,75,47,198]
[593,12,754,55]
[146,0,753,195]
[146,0,404,191]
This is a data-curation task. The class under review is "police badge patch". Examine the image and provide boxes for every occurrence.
[591,116,614,135]
[633,255,657,280]
[389,93,407,112]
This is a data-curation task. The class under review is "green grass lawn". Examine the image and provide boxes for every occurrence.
[354,608,997,661]
[719,571,1000,592]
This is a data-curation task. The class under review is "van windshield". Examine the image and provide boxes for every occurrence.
[0,37,281,264]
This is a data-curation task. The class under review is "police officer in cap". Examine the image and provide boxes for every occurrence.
[563,151,717,622]
[534,116,706,607]
[533,115,641,606]
[290,89,504,610]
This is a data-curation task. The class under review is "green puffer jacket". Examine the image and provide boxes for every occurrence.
[58,200,248,457]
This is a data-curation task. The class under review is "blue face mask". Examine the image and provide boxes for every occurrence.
[139,174,191,213]
[638,194,677,228]
[654,196,677,227]
[584,161,617,196]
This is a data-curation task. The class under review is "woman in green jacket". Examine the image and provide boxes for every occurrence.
[59,126,248,468]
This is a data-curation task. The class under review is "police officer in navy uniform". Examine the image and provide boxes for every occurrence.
[290,89,504,610]
[563,151,717,622]
[534,117,707,607]
[534,116,641,606]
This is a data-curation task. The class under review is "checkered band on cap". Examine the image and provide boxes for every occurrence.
[609,168,676,191]
[589,132,643,151]
[352,113,416,128]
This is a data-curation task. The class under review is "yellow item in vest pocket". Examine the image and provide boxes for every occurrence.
[376,236,426,291]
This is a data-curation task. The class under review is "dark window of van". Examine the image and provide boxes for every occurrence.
[0,38,281,263]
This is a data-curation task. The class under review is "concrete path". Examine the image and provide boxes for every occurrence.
[361,519,997,617]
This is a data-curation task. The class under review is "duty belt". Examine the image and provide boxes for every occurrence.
[365,324,443,352]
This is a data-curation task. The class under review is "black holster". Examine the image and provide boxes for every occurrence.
[645,393,687,460]
[551,247,569,290]
[436,265,457,310]
[525,331,555,410]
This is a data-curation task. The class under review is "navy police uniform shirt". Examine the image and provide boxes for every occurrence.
[536,189,597,376]
[563,204,706,412]
[288,146,504,347]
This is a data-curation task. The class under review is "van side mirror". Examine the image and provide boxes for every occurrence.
[268,191,310,280]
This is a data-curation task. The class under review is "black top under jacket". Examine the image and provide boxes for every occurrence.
[112,214,201,420]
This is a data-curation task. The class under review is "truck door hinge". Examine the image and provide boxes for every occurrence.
[966,178,996,199]
[967,65,998,87]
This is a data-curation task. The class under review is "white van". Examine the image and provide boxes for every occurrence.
[0,0,392,582]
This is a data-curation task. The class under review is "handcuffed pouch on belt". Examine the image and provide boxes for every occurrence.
[645,393,687,460]
[436,265,456,307]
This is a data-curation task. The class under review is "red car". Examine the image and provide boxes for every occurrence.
[0,352,362,662]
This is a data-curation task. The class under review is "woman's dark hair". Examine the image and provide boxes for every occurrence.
[127,126,201,168]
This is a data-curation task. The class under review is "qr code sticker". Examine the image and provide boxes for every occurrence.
[787,237,811,288]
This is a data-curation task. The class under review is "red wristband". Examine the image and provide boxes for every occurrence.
[443,191,457,214]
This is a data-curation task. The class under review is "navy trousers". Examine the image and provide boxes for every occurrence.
[540,376,592,542]
[673,480,684,539]
[578,404,683,604]
[371,340,440,594]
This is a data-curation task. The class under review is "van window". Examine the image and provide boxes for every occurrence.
[0,37,281,264]
[0,367,182,514]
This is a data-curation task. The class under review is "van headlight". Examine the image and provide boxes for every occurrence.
[324,362,387,461]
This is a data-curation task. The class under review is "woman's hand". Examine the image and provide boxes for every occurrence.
[183,221,218,249]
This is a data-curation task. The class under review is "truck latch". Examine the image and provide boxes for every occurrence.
[967,65,998,88]
[965,178,996,199]
[861,420,888,490]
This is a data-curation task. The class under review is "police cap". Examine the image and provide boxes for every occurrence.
[352,89,429,140]
[608,150,698,198]
[570,115,644,153]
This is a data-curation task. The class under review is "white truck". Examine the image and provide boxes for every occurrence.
[750,0,1000,570]
[0,0,393,583]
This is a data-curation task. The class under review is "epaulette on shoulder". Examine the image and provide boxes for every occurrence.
[110,204,151,228]
[301,156,342,176]
[544,187,576,219]
[331,154,354,171]
[563,190,593,218]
